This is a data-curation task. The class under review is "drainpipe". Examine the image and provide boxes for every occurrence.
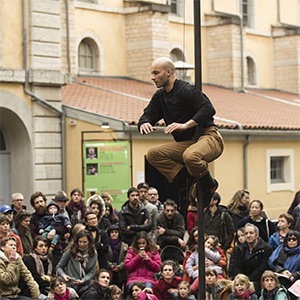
[22,0,66,191]
[212,0,245,91]
[277,0,300,30]
[243,135,251,189]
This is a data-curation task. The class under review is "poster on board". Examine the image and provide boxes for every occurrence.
[83,140,131,210]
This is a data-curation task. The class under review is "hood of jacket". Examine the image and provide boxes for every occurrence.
[87,197,105,220]
[46,201,60,215]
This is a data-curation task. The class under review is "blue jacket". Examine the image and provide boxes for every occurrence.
[38,201,72,234]
[268,231,281,251]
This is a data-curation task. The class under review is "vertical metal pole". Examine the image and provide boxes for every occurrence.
[194,1,206,299]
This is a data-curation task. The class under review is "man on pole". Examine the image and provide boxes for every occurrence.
[138,57,224,206]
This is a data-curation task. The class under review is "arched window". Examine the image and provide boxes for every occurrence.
[78,39,96,71]
[0,128,6,151]
[247,56,257,86]
[170,48,188,80]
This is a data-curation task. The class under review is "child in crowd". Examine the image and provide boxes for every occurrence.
[229,228,245,279]
[108,285,123,300]
[228,274,258,299]
[172,281,196,300]
[38,201,72,251]
[268,213,293,251]
[187,198,197,234]
[126,281,158,300]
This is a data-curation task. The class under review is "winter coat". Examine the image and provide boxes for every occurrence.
[46,287,79,300]
[118,201,152,245]
[153,276,183,300]
[232,238,273,293]
[268,231,282,251]
[143,201,158,241]
[0,250,40,299]
[106,241,128,283]
[12,227,33,256]
[80,281,109,300]
[259,286,289,300]
[186,249,222,279]
[204,205,234,251]
[138,291,159,300]
[20,253,52,296]
[228,203,249,232]
[156,211,185,249]
[124,246,161,286]
[38,201,72,234]
[228,291,258,299]
[56,248,98,285]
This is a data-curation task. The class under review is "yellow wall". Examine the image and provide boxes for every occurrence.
[74,9,127,76]
[2,0,24,69]
[0,84,31,107]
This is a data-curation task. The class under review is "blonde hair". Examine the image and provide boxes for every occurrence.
[233,274,254,292]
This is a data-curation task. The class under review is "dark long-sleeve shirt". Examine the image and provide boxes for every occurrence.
[138,79,216,142]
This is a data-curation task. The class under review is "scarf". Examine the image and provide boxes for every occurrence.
[234,290,254,300]
[109,238,121,264]
[268,244,300,273]
[68,200,85,217]
[262,287,279,300]
[30,251,52,276]
[75,248,89,277]
[54,288,70,300]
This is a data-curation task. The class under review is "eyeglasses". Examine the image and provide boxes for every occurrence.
[13,199,23,202]
[287,237,298,242]
[148,193,158,196]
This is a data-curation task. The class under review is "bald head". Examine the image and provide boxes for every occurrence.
[152,57,175,75]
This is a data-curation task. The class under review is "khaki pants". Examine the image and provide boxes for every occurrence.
[146,126,224,183]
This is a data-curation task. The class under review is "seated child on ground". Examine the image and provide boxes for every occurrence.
[228,274,258,300]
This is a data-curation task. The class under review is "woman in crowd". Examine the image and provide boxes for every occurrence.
[46,277,79,300]
[101,192,119,216]
[105,202,119,225]
[190,268,231,299]
[228,274,258,300]
[237,200,276,242]
[127,281,159,300]
[81,269,111,300]
[229,228,246,279]
[125,231,161,289]
[12,210,33,257]
[87,194,110,230]
[268,230,300,284]
[153,260,183,300]
[227,189,250,231]
[259,270,289,300]
[107,224,128,288]
[21,236,53,299]
[56,230,97,291]
[67,188,86,222]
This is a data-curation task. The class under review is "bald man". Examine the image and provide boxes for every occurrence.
[138,57,224,207]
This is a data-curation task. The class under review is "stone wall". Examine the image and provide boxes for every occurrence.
[125,5,170,82]
[273,27,300,95]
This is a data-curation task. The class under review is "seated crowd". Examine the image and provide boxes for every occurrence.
[0,186,299,300]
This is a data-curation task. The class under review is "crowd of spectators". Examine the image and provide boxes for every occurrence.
[0,185,299,300]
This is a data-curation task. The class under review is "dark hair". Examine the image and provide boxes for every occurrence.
[228,189,250,214]
[163,199,177,209]
[213,192,221,205]
[137,182,149,190]
[33,235,49,250]
[108,285,122,300]
[70,188,84,198]
[205,235,219,251]
[0,214,10,225]
[30,191,47,208]
[94,269,110,286]
[127,187,139,198]
[187,227,198,252]
[70,230,95,257]
[205,267,218,285]
[127,281,146,300]
[250,199,263,210]
[104,202,119,224]
[50,277,66,290]
[160,260,175,273]
[131,231,158,254]
[0,236,16,248]
[107,224,120,235]
[14,210,31,236]
[284,230,300,248]
[85,210,97,221]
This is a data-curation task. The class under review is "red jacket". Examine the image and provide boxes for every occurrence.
[125,247,161,287]
[153,276,183,300]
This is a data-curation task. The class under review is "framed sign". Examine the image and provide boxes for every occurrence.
[83,140,131,210]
